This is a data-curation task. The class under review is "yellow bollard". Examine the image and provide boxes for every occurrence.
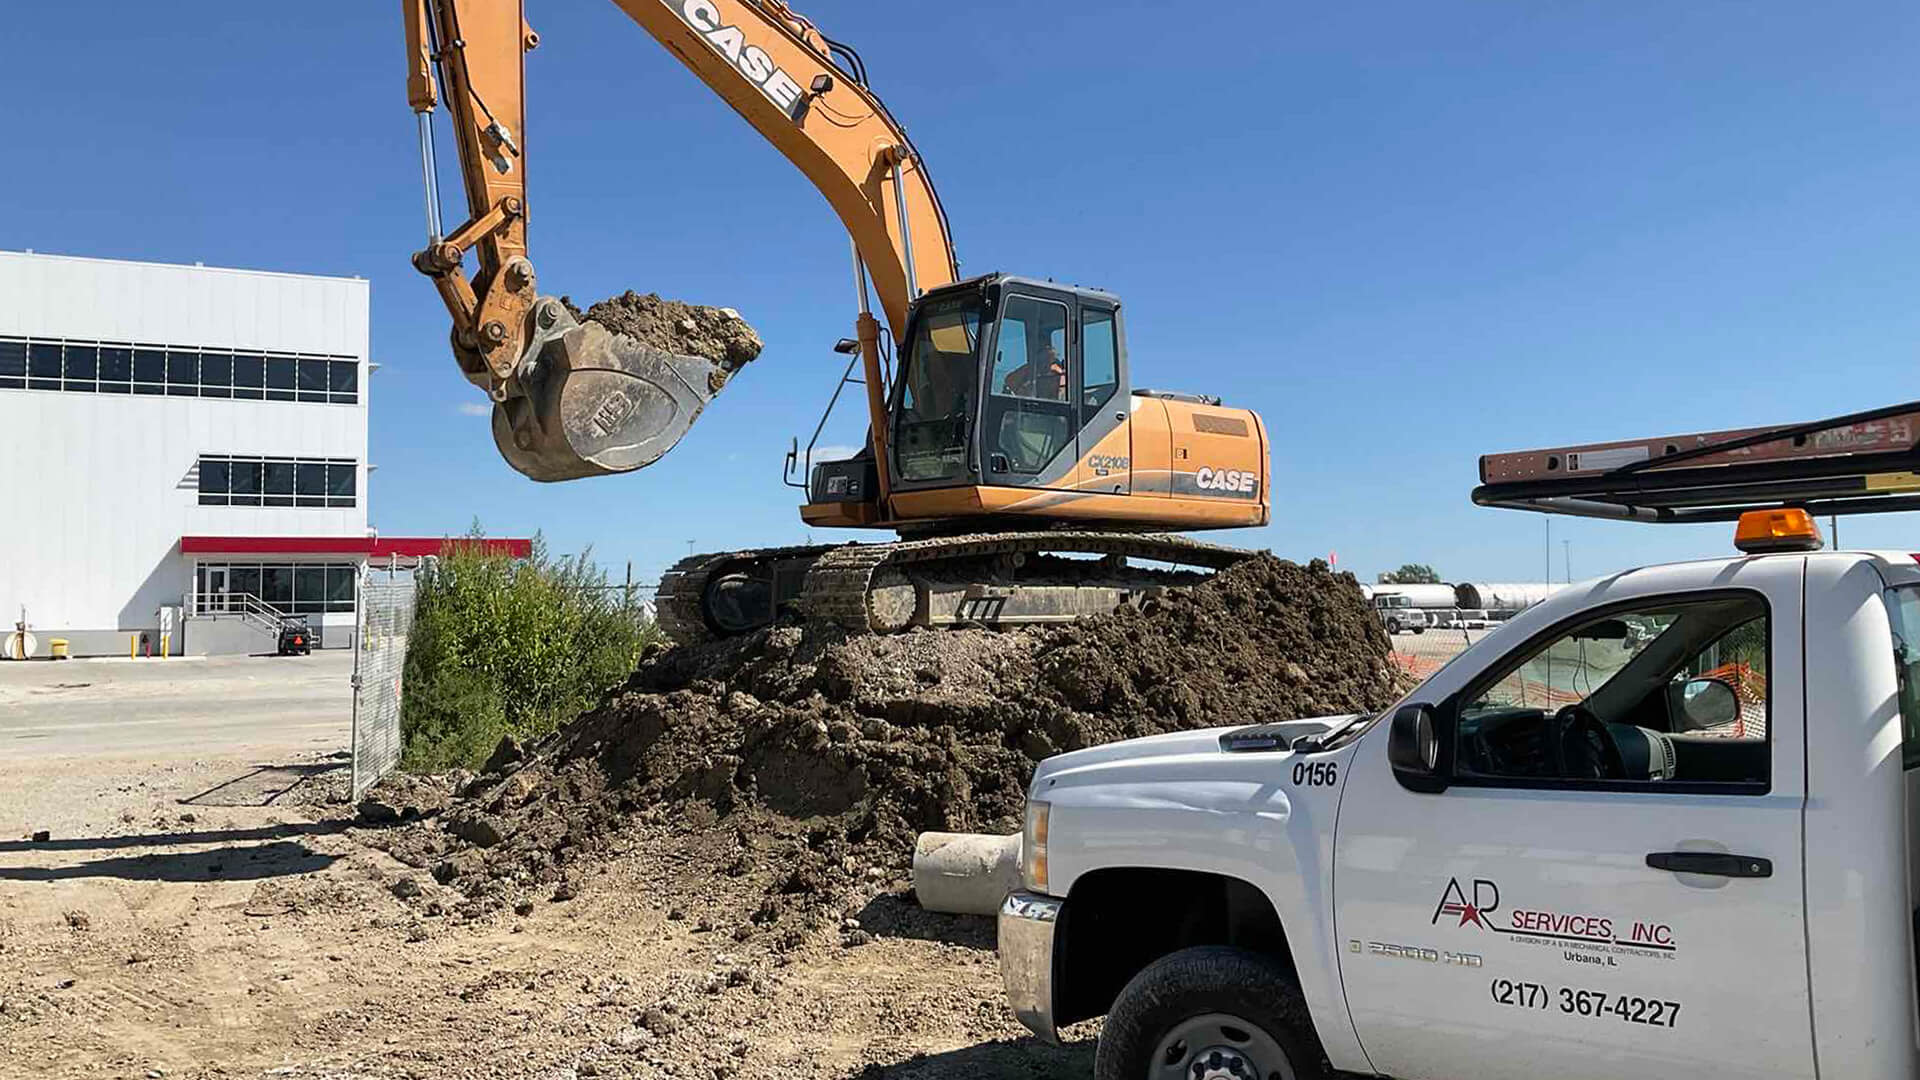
[161,632,170,659]
[130,634,136,659]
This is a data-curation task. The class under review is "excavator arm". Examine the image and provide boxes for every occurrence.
[403,0,957,481]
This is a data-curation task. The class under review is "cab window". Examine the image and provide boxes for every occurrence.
[894,296,982,484]
[992,297,1068,402]
[1081,306,1118,420]
[1455,593,1769,791]
[989,296,1072,473]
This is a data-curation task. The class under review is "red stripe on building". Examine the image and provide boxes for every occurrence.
[180,536,533,558]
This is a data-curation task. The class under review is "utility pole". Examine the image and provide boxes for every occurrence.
[624,560,633,610]
[1545,517,1552,587]
[1563,539,1571,584]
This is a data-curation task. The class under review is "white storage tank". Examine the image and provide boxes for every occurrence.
[1453,582,1564,612]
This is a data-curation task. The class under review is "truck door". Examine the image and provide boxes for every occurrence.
[1333,557,1811,1080]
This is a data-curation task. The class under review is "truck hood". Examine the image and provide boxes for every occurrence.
[1030,714,1358,791]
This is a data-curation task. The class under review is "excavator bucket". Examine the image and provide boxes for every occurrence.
[491,300,739,482]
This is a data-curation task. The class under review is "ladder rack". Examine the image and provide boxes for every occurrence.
[1472,400,1920,523]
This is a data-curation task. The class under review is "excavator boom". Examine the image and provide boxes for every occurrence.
[404,0,957,480]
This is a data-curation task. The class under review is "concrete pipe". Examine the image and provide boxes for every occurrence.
[912,831,1023,915]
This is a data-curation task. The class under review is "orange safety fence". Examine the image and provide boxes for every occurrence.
[1697,662,1768,739]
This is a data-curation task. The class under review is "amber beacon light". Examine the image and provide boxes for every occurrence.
[1734,509,1825,554]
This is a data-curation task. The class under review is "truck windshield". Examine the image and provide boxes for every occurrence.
[893,295,981,484]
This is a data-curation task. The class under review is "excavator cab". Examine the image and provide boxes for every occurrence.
[893,274,1128,497]
[805,273,1143,526]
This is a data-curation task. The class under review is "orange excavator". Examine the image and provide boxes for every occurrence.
[404,0,1272,640]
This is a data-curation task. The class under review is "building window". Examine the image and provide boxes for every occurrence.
[266,356,296,401]
[200,352,232,399]
[327,462,356,504]
[198,455,357,508]
[0,334,358,405]
[167,348,198,396]
[196,561,360,615]
[263,460,296,507]
[29,342,62,390]
[99,346,131,394]
[64,345,98,393]
[329,360,358,403]
[233,353,265,400]
[297,358,330,402]
[0,338,24,389]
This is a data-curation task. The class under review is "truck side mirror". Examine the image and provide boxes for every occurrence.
[1388,704,1448,793]
[1671,677,1740,732]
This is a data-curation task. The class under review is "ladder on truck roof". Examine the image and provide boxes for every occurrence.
[1473,400,1920,523]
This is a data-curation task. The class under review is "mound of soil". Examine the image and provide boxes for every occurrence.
[377,556,1405,943]
[563,291,763,370]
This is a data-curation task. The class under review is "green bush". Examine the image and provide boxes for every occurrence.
[400,534,662,771]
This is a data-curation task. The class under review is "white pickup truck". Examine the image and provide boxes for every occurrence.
[999,513,1920,1078]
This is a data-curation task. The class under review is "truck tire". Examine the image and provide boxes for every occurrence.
[1386,619,1402,635]
[1094,945,1326,1080]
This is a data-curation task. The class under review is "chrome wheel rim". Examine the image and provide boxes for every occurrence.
[1149,1012,1295,1080]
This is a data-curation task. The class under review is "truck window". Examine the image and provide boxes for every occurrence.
[1455,593,1769,790]
[1885,587,1920,770]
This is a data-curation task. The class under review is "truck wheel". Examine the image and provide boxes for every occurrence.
[1386,619,1402,635]
[1412,627,1425,635]
[1095,945,1326,1080]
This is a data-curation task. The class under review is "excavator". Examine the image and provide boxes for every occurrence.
[403,0,1272,641]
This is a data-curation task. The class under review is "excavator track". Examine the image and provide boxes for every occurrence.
[656,531,1255,644]
[655,542,837,645]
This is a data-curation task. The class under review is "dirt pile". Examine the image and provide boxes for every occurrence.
[564,291,763,369]
[380,556,1405,941]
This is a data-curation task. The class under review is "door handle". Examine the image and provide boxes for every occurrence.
[1646,851,1772,878]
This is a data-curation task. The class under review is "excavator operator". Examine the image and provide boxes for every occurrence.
[1000,342,1067,400]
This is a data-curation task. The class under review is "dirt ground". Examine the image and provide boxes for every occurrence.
[0,748,1093,1080]
[0,557,1401,1079]
[407,557,1402,916]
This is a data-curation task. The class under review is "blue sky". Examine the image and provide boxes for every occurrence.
[6,3,1920,587]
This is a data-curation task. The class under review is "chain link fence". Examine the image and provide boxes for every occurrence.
[1389,626,1489,681]
[351,568,418,800]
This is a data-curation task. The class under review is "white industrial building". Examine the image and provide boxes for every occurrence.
[0,250,524,657]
